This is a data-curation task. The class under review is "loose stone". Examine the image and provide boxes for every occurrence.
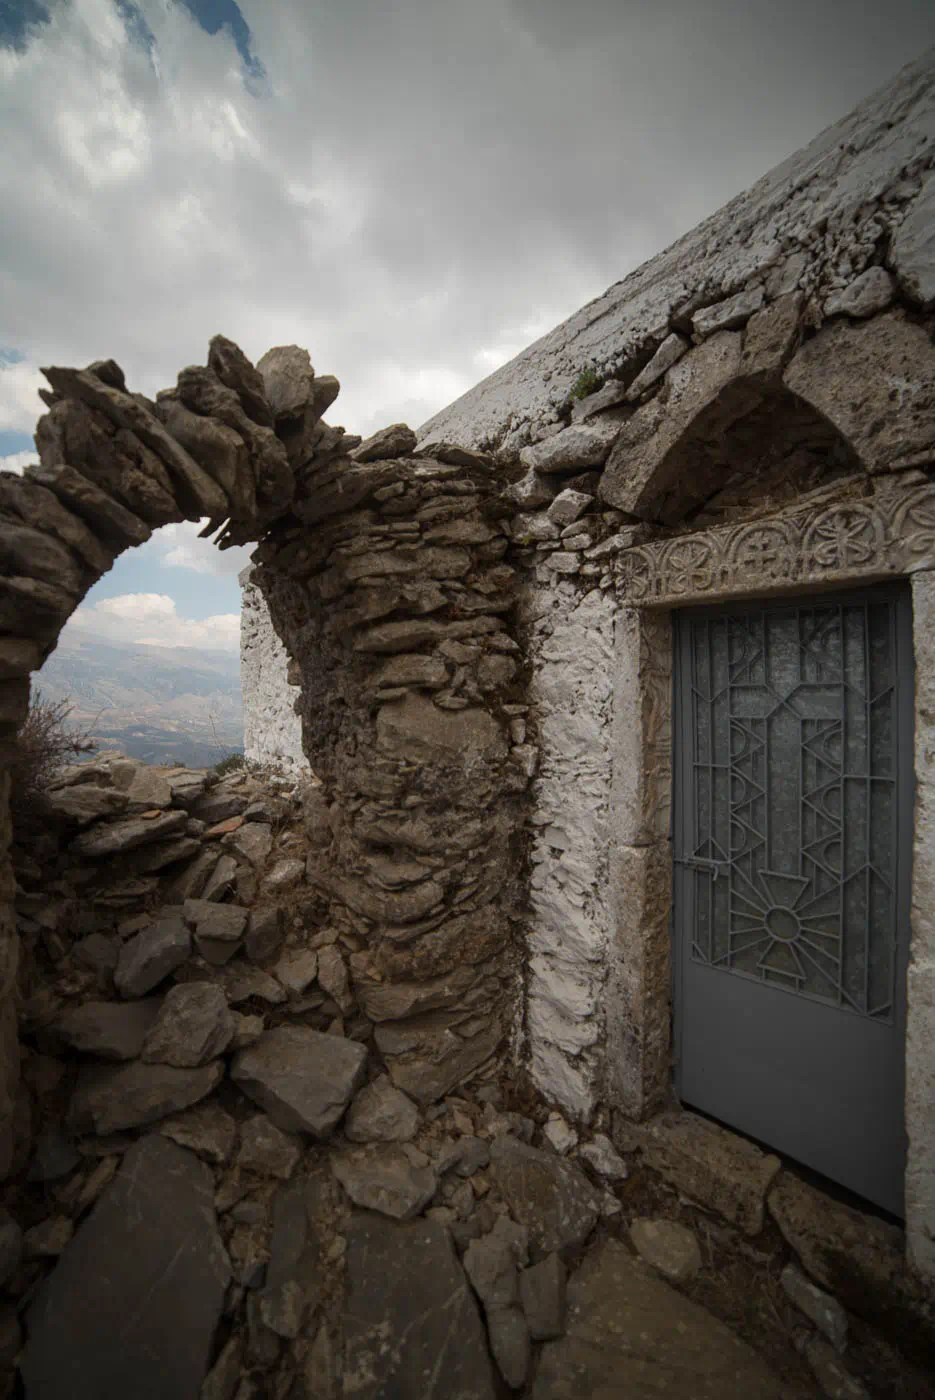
[231,1025,367,1136]
[141,983,235,1067]
[237,1114,302,1179]
[630,1218,703,1282]
[344,1074,420,1143]
[330,1143,437,1220]
[114,916,191,998]
[519,1252,567,1340]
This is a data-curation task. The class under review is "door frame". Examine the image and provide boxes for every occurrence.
[669,584,915,1212]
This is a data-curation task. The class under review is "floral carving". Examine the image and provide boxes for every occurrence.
[617,483,935,606]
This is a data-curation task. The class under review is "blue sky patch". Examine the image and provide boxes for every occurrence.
[0,430,34,459]
[0,0,50,52]
[176,0,266,85]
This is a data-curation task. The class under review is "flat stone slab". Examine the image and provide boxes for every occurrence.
[331,1143,437,1220]
[531,1238,786,1399]
[343,1214,496,1399]
[51,998,162,1060]
[20,1136,229,1400]
[68,1058,224,1135]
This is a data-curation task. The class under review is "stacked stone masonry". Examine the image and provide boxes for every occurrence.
[0,49,931,1397]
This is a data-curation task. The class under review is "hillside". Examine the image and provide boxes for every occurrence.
[34,631,244,768]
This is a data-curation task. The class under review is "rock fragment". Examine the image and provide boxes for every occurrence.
[231,1026,367,1136]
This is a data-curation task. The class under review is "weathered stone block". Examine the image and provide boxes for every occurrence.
[68,1058,224,1135]
[114,916,191,998]
[783,311,935,474]
[230,1025,367,1137]
[890,170,935,309]
[639,1109,781,1235]
[489,1137,600,1257]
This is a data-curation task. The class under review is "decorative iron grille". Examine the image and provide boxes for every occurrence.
[681,597,900,1020]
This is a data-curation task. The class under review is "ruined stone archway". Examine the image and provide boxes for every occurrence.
[0,338,529,1176]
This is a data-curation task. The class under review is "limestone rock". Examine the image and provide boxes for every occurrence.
[344,1074,420,1143]
[237,1114,302,1179]
[330,1143,437,1220]
[244,905,284,964]
[263,857,305,892]
[159,1102,237,1165]
[20,1136,230,1400]
[229,1012,265,1050]
[692,285,764,337]
[68,1058,224,1135]
[438,1135,490,1178]
[183,899,248,965]
[546,488,593,526]
[141,983,235,1067]
[259,1176,332,1344]
[767,1172,932,1339]
[110,761,173,811]
[600,331,747,519]
[464,1232,519,1308]
[218,964,288,1006]
[114,916,192,998]
[577,1133,628,1180]
[485,1305,530,1390]
[739,292,803,377]
[531,1239,785,1399]
[640,1109,781,1236]
[41,364,227,520]
[71,808,188,859]
[44,784,129,826]
[824,266,895,319]
[343,1213,496,1399]
[352,423,417,462]
[519,1252,566,1341]
[52,999,162,1061]
[520,415,627,475]
[890,170,935,308]
[193,790,249,825]
[256,345,316,421]
[316,943,354,1014]
[202,854,239,902]
[542,1114,577,1156]
[489,1136,600,1257]
[625,332,689,399]
[223,821,273,868]
[784,312,935,474]
[501,467,560,509]
[273,948,318,995]
[208,333,273,427]
[630,1217,702,1282]
[781,1263,848,1351]
[571,378,631,420]
[231,1025,367,1137]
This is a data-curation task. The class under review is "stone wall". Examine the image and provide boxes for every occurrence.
[240,565,308,777]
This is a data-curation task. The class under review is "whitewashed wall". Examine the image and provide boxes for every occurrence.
[239,566,309,777]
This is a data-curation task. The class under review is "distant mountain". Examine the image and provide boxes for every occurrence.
[34,632,244,769]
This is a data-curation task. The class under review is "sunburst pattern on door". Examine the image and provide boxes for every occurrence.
[684,599,898,1019]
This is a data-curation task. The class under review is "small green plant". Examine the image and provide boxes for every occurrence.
[212,751,246,777]
[11,691,96,834]
[570,367,603,401]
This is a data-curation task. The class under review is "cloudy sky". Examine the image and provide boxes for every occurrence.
[2,0,933,653]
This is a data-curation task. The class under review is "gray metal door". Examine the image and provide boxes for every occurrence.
[673,586,913,1216]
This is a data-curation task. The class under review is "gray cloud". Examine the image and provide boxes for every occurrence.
[1,0,933,451]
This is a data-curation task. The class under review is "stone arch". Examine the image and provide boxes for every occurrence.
[601,307,935,530]
[0,339,527,1176]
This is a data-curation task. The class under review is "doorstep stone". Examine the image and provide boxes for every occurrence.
[639,1109,782,1236]
[531,1238,786,1399]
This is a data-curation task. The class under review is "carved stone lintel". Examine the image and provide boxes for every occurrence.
[618,483,935,607]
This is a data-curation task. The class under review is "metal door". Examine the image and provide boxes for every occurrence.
[672,586,913,1216]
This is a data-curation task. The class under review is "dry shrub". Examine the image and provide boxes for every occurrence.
[10,691,96,834]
